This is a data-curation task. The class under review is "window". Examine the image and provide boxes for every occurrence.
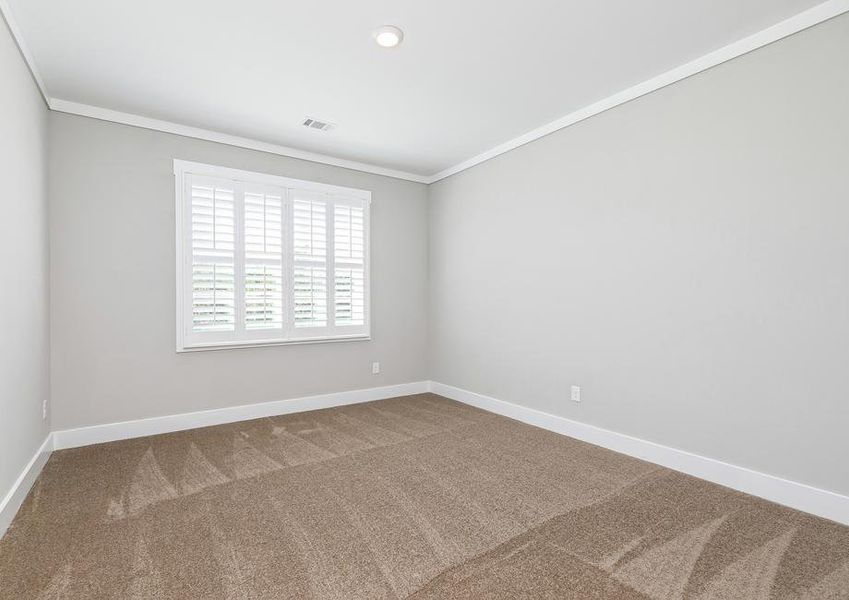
[174,160,370,351]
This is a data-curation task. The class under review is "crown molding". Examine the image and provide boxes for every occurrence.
[4,0,426,183]
[0,0,49,105]
[428,0,849,183]
[49,99,431,183]
[4,0,423,181]
[5,0,849,185]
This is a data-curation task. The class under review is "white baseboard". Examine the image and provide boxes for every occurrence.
[17,381,849,533]
[430,381,849,526]
[53,381,429,450]
[0,434,53,539]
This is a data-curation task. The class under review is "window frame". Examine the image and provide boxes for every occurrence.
[174,159,371,352]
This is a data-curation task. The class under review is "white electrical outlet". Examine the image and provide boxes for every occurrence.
[571,385,581,403]
[372,362,380,374]
[42,398,48,420]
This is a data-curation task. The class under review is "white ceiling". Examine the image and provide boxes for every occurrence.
[4,0,832,178]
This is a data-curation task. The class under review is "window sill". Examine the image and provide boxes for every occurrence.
[177,334,371,353]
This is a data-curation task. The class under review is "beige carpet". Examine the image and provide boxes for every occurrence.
[1,394,848,599]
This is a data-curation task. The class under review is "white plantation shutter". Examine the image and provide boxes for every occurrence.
[176,161,369,351]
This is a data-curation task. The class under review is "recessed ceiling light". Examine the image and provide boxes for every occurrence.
[373,25,404,48]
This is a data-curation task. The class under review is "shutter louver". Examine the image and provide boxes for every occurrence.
[334,204,365,326]
[191,180,235,332]
[244,189,284,330]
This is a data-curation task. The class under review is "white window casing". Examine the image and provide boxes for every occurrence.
[175,160,371,351]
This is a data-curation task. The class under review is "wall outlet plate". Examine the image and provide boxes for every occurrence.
[571,385,581,403]
[372,362,380,374]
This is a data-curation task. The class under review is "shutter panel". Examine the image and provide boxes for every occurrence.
[294,266,327,327]
[190,179,235,332]
[244,188,284,330]
[292,197,328,328]
[334,267,364,325]
[293,199,326,262]
[334,204,365,326]
[333,204,364,263]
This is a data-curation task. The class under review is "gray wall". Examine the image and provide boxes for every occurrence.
[41,12,849,497]
[49,113,428,430]
[0,18,50,497]
[428,14,849,495]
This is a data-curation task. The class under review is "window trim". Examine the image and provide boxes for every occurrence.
[174,159,371,352]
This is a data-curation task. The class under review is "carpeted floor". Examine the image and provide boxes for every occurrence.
[1,394,848,599]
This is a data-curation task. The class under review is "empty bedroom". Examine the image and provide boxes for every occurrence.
[1,0,848,597]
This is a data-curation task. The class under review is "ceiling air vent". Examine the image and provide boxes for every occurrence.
[302,117,335,132]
